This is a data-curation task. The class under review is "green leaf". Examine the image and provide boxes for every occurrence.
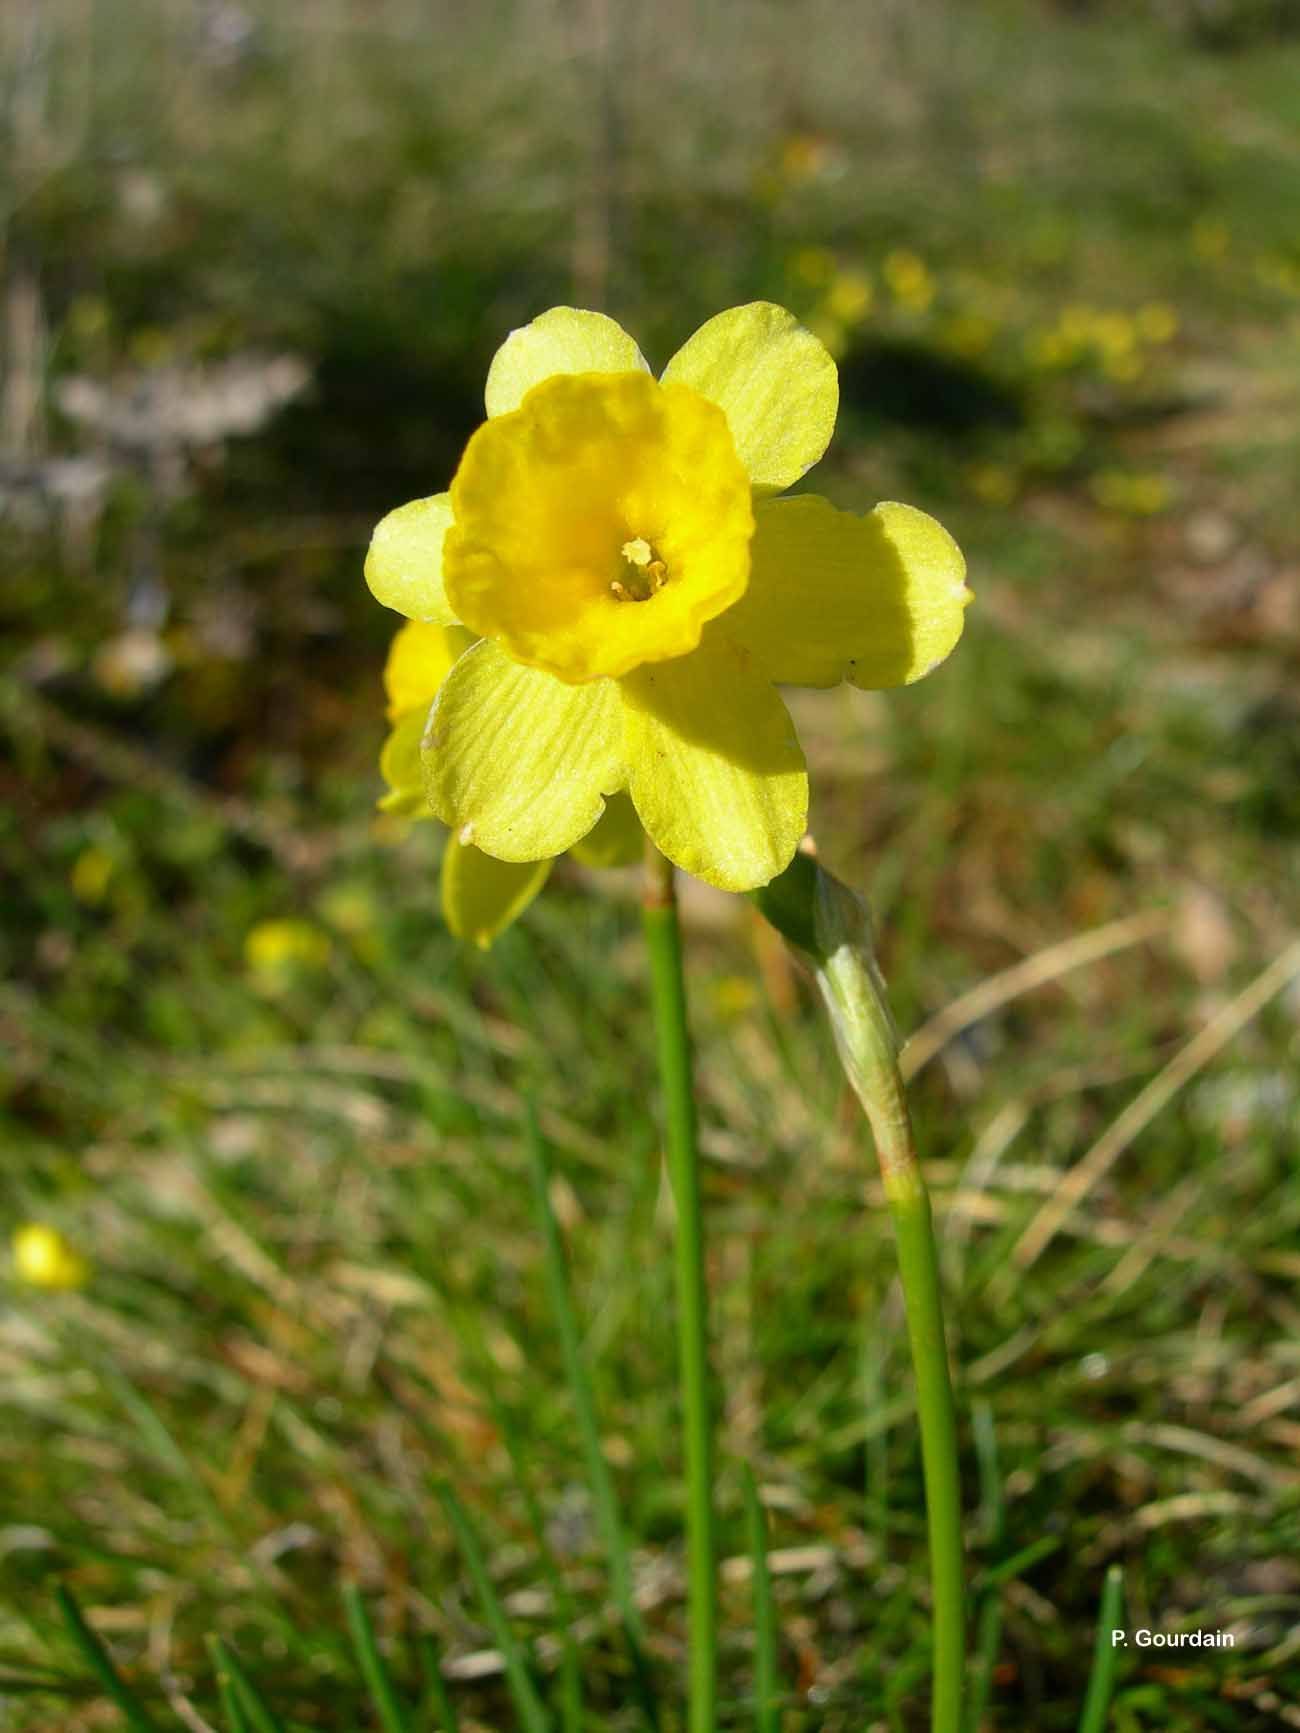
[343,1585,414,1733]
[55,1585,159,1733]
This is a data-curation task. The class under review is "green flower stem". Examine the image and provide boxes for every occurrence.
[888,1171,965,1733]
[820,907,964,1733]
[754,855,965,1733]
[642,844,717,1733]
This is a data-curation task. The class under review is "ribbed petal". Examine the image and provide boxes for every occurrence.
[365,494,458,623]
[726,495,971,689]
[383,621,474,720]
[621,636,807,891]
[660,302,838,495]
[424,641,624,861]
[378,709,433,817]
[484,308,649,417]
[441,833,552,948]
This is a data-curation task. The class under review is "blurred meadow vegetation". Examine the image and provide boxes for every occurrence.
[3,0,1300,1726]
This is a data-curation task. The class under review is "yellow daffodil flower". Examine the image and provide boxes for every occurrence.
[12,1223,89,1290]
[380,620,643,947]
[244,918,332,976]
[366,303,970,892]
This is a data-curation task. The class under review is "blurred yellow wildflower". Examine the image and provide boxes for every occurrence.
[379,621,642,947]
[1090,470,1172,517]
[966,464,1019,507]
[317,883,382,963]
[938,313,993,360]
[1255,255,1300,297]
[805,315,849,360]
[71,845,115,905]
[1026,329,1073,372]
[791,246,836,287]
[1191,218,1229,261]
[1135,303,1179,344]
[1103,351,1143,383]
[366,303,969,892]
[12,1223,89,1290]
[824,269,873,326]
[883,250,935,315]
[777,131,833,185]
[244,918,332,976]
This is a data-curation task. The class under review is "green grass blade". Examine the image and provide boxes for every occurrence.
[980,1535,1062,1588]
[55,1585,159,1733]
[206,1636,250,1733]
[343,1585,413,1733]
[1077,1565,1125,1733]
[415,1634,459,1733]
[436,1481,550,1733]
[966,1595,1003,1733]
[523,1096,659,1725]
[558,1641,583,1733]
[971,1403,1005,1550]
[741,1466,781,1733]
[207,1637,287,1733]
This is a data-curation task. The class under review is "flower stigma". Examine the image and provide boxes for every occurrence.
[612,536,669,603]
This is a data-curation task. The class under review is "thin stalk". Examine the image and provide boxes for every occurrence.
[342,1584,412,1733]
[888,1179,965,1733]
[1077,1565,1125,1733]
[754,856,965,1733]
[741,1466,781,1733]
[642,843,716,1733]
[55,1586,159,1733]
[415,1634,459,1733]
[206,1639,286,1733]
[206,1637,250,1733]
[436,1482,550,1733]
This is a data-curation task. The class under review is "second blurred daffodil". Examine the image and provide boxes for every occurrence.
[367,302,971,894]
[12,1223,89,1291]
[380,620,643,947]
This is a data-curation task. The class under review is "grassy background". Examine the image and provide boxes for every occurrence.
[3,0,1300,1726]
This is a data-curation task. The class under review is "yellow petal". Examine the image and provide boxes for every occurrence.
[568,789,643,868]
[725,495,971,689]
[424,640,624,860]
[378,709,434,817]
[660,302,838,495]
[621,637,807,891]
[484,308,650,418]
[446,372,752,684]
[383,621,475,719]
[365,494,457,623]
[441,833,552,948]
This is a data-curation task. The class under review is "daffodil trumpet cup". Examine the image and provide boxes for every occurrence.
[755,851,966,1733]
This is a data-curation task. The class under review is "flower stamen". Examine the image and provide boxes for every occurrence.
[613,537,669,603]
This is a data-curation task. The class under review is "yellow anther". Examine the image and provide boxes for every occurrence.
[612,537,669,602]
